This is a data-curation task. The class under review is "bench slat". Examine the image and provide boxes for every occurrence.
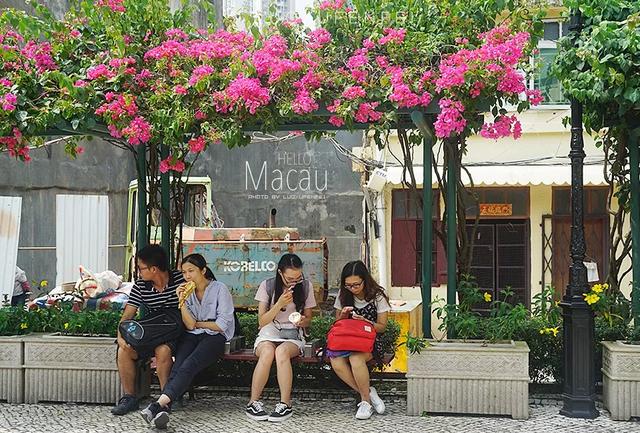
[222,348,394,366]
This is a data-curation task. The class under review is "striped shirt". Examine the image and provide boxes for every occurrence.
[126,269,185,311]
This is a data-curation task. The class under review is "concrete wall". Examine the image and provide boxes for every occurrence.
[191,132,365,288]
[0,0,69,18]
[0,132,365,294]
[0,139,136,293]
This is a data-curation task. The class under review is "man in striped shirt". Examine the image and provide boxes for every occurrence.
[112,244,185,416]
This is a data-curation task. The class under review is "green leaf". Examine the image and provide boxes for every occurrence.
[15,111,28,122]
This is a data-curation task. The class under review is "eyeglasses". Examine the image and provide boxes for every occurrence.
[137,266,150,272]
[344,280,364,290]
[279,271,304,287]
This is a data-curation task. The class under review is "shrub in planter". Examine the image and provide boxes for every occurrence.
[0,307,32,336]
[405,278,531,419]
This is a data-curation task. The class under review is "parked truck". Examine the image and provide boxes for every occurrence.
[126,177,328,308]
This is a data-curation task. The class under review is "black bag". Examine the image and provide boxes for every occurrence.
[119,308,184,353]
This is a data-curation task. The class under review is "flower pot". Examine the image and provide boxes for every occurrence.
[602,340,640,421]
[0,335,24,403]
[407,340,530,419]
[22,334,120,404]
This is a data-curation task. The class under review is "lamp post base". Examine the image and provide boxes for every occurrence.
[559,394,599,419]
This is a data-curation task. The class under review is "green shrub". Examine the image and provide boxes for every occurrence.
[379,318,401,356]
[308,313,335,343]
[0,307,31,336]
[237,312,259,345]
[0,304,121,337]
[513,318,563,384]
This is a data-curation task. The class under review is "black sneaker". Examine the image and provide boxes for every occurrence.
[153,411,169,429]
[111,394,139,416]
[140,402,169,429]
[268,402,293,422]
[246,400,269,421]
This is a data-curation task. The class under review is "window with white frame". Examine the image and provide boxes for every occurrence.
[531,20,569,106]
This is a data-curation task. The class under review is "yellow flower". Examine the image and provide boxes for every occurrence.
[40,280,48,287]
[591,284,603,293]
[583,293,600,305]
[540,327,560,336]
[603,283,609,290]
[483,292,492,302]
[20,323,28,329]
[64,323,69,330]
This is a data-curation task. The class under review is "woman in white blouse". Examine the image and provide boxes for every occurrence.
[140,253,235,429]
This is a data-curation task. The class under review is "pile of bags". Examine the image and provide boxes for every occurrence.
[29,265,132,311]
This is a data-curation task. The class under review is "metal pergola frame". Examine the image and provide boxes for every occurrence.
[238,107,444,338]
[34,67,640,421]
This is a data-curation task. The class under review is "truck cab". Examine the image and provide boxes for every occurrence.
[124,176,213,280]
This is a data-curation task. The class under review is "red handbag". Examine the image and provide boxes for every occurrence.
[326,318,377,353]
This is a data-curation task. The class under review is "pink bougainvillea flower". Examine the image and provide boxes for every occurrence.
[434,98,467,138]
[87,64,115,80]
[96,0,125,13]
[329,115,345,127]
[188,136,206,153]
[318,0,345,11]
[188,65,215,86]
[165,28,189,40]
[480,115,522,140]
[378,28,406,45]
[21,41,57,72]
[354,102,382,123]
[159,156,185,173]
[308,28,332,50]
[1,93,17,111]
[174,85,188,95]
[525,89,544,106]
[213,76,271,114]
[107,124,122,138]
[342,86,366,100]
[121,116,152,145]
[292,89,319,114]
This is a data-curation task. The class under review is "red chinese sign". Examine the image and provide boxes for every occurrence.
[479,203,513,216]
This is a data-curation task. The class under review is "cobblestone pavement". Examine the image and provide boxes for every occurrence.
[1,393,639,433]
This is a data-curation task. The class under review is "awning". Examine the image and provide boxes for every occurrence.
[385,164,607,186]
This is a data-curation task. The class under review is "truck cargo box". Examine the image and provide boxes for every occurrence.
[182,238,328,309]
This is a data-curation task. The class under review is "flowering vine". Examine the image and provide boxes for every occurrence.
[0,0,545,172]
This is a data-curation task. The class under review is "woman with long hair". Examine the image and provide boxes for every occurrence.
[245,253,316,422]
[328,260,389,420]
[140,253,235,429]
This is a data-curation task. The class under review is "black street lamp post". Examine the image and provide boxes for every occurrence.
[559,10,599,419]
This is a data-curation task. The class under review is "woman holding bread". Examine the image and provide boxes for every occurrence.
[140,253,235,429]
[245,253,316,422]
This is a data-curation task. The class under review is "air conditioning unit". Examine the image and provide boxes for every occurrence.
[366,168,388,192]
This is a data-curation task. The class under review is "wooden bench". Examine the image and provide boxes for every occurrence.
[221,336,323,363]
[140,336,394,399]
[222,338,393,365]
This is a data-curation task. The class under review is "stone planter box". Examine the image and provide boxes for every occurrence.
[0,336,24,403]
[407,340,530,419]
[23,334,121,404]
[602,340,640,421]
